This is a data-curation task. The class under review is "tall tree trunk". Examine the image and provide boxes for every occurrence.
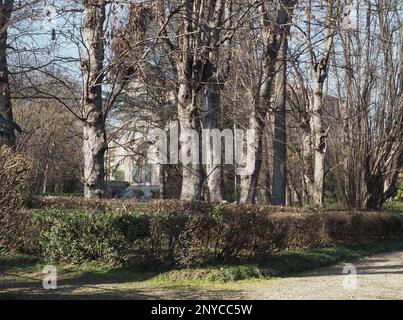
[239,0,294,203]
[178,90,204,201]
[201,0,228,203]
[239,107,263,203]
[306,0,334,207]
[82,0,107,199]
[302,131,313,203]
[176,0,205,201]
[271,38,288,206]
[42,161,49,194]
[203,84,224,202]
[159,164,166,199]
[261,115,273,203]
[311,78,326,207]
[0,0,15,147]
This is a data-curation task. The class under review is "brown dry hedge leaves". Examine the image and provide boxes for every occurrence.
[0,146,32,254]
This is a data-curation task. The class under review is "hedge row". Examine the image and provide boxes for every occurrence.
[23,199,403,267]
[0,147,32,254]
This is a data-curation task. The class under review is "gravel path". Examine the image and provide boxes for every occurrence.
[1,251,402,300]
[244,250,403,300]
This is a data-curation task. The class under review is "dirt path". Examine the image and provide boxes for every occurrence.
[243,250,403,300]
[1,251,402,300]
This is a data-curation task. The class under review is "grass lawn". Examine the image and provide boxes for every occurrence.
[384,201,403,216]
[1,240,402,299]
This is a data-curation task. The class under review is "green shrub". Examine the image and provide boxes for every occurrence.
[393,185,403,202]
[31,210,123,264]
[113,170,125,182]
[112,214,150,241]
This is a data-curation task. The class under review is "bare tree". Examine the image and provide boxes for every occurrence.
[271,19,292,205]
[239,0,295,203]
[305,0,336,207]
[0,0,16,147]
[202,0,230,203]
[18,1,142,198]
[80,0,107,198]
[0,0,42,148]
[312,0,403,209]
[156,0,238,201]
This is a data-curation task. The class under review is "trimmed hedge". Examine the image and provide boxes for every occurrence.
[24,198,403,267]
[0,147,32,254]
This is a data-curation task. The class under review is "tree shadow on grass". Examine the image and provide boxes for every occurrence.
[0,255,164,299]
[0,255,41,273]
[0,270,169,300]
[0,273,245,300]
[292,260,403,278]
[0,260,245,300]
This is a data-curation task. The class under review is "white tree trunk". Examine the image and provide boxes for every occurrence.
[302,131,313,203]
[82,0,107,199]
[173,0,205,201]
[311,72,328,207]
[178,81,204,201]
[312,86,325,206]
[305,0,334,207]
[203,84,224,202]
[239,108,263,203]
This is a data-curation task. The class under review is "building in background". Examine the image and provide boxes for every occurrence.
[105,64,176,199]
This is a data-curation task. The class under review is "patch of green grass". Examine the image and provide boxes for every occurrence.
[154,264,264,284]
[383,201,403,216]
[149,240,403,285]
[0,254,43,273]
